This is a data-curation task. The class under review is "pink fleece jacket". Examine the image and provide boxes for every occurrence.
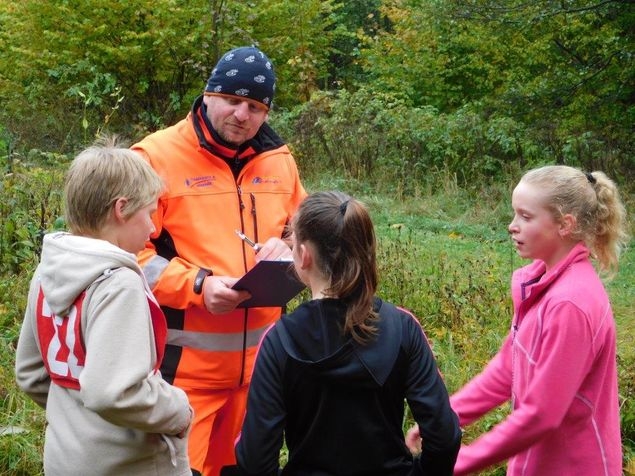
[450,243,622,475]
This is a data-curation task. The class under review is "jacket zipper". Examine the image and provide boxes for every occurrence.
[250,193,258,243]
[237,185,248,271]
[236,185,248,386]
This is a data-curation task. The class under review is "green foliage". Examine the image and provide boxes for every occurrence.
[0,0,357,151]
[377,228,511,374]
[325,0,385,89]
[61,63,125,143]
[0,154,67,275]
[0,0,214,150]
[1,0,633,180]
[359,0,510,110]
[0,316,45,475]
[369,178,514,391]
[356,0,635,180]
[0,156,66,475]
[279,89,545,196]
[611,232,635,456]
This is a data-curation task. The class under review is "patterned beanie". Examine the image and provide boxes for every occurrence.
[204,46,276,109]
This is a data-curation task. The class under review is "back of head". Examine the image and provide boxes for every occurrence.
[64,135,165,235]
[204,45,276,110]
[292,191,378,342]
[520,165,629,274]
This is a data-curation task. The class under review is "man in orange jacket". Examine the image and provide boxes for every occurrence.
[132,46,307,476]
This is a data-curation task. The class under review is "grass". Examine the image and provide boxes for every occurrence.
[1,170,633,475]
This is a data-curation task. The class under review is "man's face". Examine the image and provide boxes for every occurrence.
[203,95,269,146]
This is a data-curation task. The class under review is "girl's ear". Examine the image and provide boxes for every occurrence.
[559,213,576,237]
[298,243,313,270]
[112,197,128,223]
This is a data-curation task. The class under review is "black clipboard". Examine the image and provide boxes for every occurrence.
[233,260,306,308]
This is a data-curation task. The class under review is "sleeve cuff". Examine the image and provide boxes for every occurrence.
[193,268,213,295]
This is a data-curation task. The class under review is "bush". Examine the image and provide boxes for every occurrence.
[0,153,67,275]
[276,89,556,200]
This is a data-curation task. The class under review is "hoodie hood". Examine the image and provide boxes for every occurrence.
[36,232,142,316]
[274,298,401,388]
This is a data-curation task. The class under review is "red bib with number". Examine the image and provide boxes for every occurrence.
[36,288,86,390]
[35,285,167,390]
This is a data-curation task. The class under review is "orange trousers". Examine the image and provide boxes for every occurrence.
[185,384,249,476]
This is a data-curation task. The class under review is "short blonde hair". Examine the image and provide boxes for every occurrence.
[64,136,164,235]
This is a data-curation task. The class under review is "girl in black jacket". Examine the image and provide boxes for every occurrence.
[225,191,461,476]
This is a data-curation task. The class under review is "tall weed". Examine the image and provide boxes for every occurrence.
[0,153,67,475]
[0,153,67,275]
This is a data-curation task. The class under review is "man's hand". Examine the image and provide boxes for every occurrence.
[254,237,292,262]
[202,276,250,314]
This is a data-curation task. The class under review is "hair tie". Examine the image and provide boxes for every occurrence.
[586,172,596,184]
[339,200,350,216]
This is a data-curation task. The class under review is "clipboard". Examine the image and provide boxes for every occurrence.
[232,260,306,308]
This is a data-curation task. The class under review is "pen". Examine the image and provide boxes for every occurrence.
[235,229,261,251]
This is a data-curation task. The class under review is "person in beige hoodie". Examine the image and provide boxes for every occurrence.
[15,136,193,475]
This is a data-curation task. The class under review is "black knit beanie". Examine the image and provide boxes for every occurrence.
[204,46,276,109]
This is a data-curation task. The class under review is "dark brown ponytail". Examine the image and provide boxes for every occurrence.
[292,191,378,343]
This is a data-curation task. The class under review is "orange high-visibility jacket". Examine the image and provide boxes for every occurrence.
[132,99,307,390]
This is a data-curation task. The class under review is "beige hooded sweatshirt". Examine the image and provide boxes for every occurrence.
[15,232,191,475]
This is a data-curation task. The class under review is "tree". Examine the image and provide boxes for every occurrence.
[233,0,344,107]
[356,0,634,176]
[0,0,350,149]
[0,0,213,149]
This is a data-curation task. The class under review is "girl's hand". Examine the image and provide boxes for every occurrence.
[405,425,422,455]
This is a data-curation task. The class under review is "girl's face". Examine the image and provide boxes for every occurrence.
[118,201,157,254]
[508,181,574,270]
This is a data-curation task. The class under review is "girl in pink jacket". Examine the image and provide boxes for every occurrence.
[408,165,628,475]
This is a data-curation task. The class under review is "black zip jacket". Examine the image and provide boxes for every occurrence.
[229,297,461,476]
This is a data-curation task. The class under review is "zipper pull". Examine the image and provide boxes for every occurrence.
[250,193,258,242]
[237,185,245,212]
